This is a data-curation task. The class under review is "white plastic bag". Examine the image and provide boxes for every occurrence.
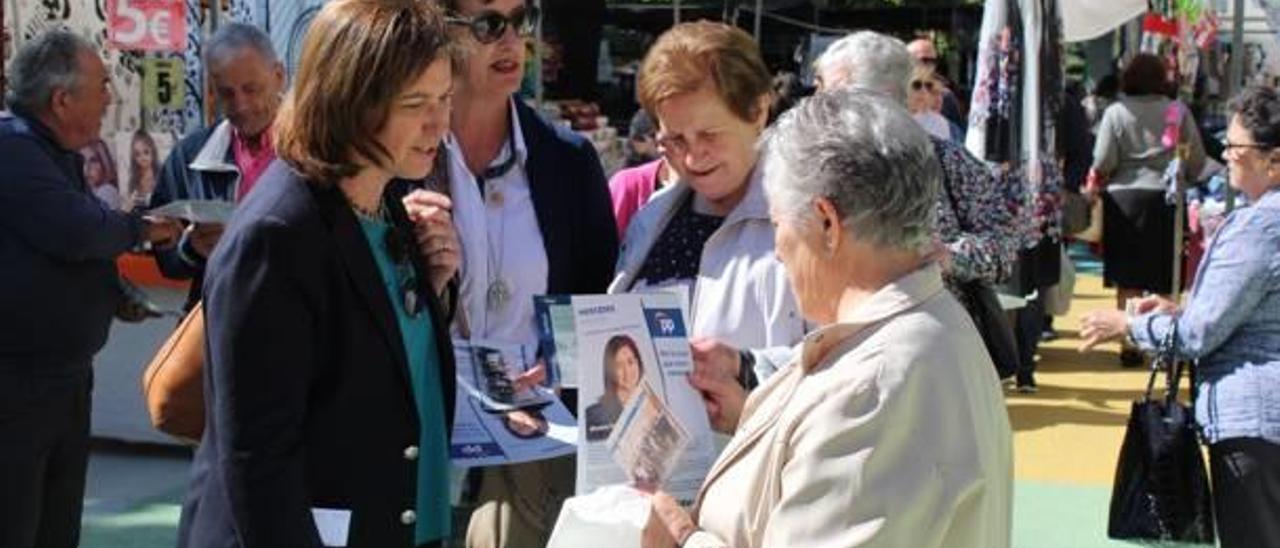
[547,485,651,548]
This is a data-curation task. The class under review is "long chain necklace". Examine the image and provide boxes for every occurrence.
[344,188,424,317]
[479,134,518,316]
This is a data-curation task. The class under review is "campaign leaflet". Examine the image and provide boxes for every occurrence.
[148,199,235,224]
[449,339,576,467]
[569,293,715,503]
[534,295,577,388]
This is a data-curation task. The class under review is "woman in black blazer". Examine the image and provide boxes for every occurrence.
[177,1,460,546]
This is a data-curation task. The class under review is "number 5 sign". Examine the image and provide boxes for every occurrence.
[108,0,187,52]
[143,58,185,110]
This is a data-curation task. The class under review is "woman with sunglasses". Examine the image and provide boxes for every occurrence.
[178,1,458,546]
[416,1,617,547]
[908,64,955,141]
[1081,86,1280,548]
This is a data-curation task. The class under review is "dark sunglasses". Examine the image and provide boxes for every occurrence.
[911,80,936,91]
[447,6,540,45]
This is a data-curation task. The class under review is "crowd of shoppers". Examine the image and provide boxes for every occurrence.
[8,5,1276,548]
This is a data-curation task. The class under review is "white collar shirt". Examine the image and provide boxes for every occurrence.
[446,99,548,348]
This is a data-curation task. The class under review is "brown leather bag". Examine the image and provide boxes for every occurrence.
[141,301,205,444]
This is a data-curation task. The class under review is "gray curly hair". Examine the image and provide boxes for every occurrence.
[760,89,940,252]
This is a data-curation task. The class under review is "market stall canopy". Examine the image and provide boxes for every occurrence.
[1060,0,1147,42]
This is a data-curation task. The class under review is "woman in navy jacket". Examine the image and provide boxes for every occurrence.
[177,1,460,546]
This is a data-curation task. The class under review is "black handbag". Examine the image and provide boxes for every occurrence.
[958,281,1019,380]
[1060,190,1091,235]
[937,166,1019,380]
[1107,322,1215,543]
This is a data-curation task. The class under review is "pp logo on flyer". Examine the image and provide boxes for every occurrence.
[107,0,187,52]
[644,309,686,338]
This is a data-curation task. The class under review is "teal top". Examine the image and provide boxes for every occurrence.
[357,216,450,544]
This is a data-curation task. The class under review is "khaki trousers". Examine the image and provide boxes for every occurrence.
[465,454,575,548]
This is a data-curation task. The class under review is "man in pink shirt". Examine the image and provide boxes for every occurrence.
[150,22,285,310]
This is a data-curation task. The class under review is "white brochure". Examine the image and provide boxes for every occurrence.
[148,199,235,224]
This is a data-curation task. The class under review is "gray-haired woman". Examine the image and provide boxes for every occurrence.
[642,91,1013,548]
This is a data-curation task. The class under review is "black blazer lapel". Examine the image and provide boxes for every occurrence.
[313,186,415,404]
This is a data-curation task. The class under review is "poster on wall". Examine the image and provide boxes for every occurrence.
[107,0,187,52]
[79,139,123,210]
[143,57,185,110]
[115,130,174,211]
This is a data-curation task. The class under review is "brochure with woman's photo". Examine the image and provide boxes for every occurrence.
[604,382,692,492]
[562,293,715,503]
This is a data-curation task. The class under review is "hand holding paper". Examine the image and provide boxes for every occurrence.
[187,223,225,258]
[642,492,694,548]
[688,364,745,435]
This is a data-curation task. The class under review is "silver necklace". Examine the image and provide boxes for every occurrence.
[484,183,511,314]
[479,138,517,315]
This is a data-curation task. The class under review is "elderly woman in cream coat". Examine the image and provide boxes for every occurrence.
[642,91,1014,548]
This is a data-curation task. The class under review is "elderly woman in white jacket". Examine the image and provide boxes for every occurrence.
[609,22,804,385]
[642,91,1013,548]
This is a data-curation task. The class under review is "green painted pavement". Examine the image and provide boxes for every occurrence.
[1014,480,1211,548]
[82,500,181,548]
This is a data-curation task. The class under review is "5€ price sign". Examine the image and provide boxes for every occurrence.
[143,57,185,110]
[108,0,187,52]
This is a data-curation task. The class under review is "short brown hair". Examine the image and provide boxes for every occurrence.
[275,0,451,183]
[637,21,772,125]
[1120,53,1170,97]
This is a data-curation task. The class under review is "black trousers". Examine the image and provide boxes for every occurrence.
[1209,437,1280,548]
[0,369,92,548]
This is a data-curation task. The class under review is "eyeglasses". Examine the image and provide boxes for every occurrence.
[911,80,936,92]
[918,56,939,65]
[1223,142,1273,153]
[655,128,725,159]
[447,6,540,45]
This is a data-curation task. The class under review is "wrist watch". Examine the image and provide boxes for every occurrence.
[737,349,758,390]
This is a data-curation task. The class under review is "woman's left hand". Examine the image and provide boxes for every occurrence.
[642,491,697,548]
[1079,309,1129,352]
[403,189,459,297]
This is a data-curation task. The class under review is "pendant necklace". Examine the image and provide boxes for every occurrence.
[479,136,517,315]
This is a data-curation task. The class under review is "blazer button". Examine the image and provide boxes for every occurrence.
[403,445,419,461]
[400,510,417,525]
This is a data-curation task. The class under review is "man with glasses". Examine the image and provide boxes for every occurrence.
[413,2,618,547]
